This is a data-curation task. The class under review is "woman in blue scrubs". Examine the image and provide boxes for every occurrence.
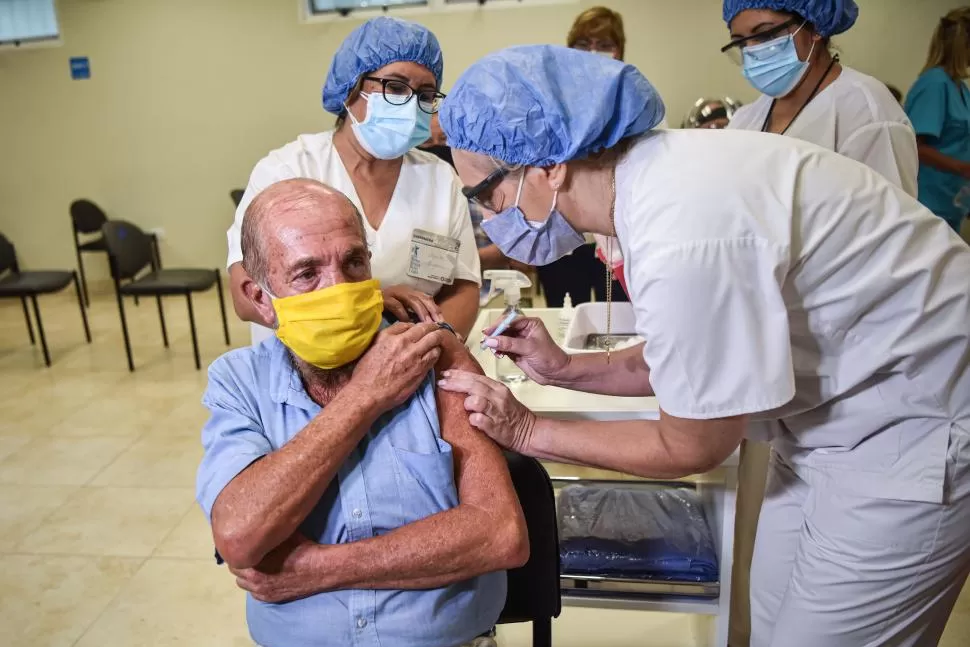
[906,8,970,233]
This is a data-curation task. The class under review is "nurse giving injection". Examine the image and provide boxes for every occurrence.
[436,45,970,647]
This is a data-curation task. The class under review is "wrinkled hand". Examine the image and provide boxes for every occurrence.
[229,533,323,604]
[353,322,450,411]
[437,370,537,453]
[481,317,570,386]
[382,285,443,324]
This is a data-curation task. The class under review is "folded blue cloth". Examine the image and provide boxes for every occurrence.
[558,485,718,583]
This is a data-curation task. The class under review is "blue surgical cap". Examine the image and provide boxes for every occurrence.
[723,0,859,37]
[322,17,443,115]
[439,45,665,167]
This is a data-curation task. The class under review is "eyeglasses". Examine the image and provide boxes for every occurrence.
[462,166,512,208]
[720,18,800,65]
[362,76,445,114]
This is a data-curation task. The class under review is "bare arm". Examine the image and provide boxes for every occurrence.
[479,244,508,271]
[436,279,480,339]
[210,324,448,569]
[550,342,653,397]
[211,386,379,569]
[480,317,653,397]
[232,335,529,600]
[917,137,970,178]
[317,335,527,590]
[524,412,745,479]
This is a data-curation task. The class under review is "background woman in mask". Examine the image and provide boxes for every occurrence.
[906,8,970,236]
[227,17,481,343]
[724,0,918,196]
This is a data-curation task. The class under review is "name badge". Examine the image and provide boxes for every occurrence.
[407,229,460,285]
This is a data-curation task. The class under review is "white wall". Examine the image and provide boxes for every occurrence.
[0,0,962,273]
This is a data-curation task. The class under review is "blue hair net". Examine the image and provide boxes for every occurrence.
[439,45,664,167]
[322,17,443,115]
[723,0,858,37]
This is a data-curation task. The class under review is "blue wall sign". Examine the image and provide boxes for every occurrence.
[69,57,90,80]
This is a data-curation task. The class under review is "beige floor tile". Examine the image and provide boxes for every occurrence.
[19,486,194,557]
[0,485,77,551]
[0,554,143,647]
[90,435,202,487]
[0,434,33,461]
[145,399,210,437]
[153,505,214,560]
[47,394,167,438]
[496,607,704,647]
[74,557,252,647]
[942,611,970,647]
[0,436,136,485]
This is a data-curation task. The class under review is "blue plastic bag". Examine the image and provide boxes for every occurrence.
[558,485,718,582]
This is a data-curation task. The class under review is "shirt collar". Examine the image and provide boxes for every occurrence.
[266,337,316,410]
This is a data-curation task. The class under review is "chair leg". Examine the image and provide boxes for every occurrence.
[156,295,169,347]
[75,247,90,307]
[20,296,35,345]
[115,286,135,372]
[186,292,201,370]
[72,272,92,343]
[533,619,552,647]
[214,270,230,345]
[29,295,52,367]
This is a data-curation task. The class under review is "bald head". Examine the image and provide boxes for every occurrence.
[241,179,367,290]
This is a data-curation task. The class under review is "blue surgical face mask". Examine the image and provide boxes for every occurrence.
[481,172,586,266]
[347,92,432,160]
[741,23,815,98]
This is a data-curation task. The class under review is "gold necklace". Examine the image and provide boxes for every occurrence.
[605,167,616,364]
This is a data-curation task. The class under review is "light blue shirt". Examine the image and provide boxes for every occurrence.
[905,66,970,232]
[196,335,505,647]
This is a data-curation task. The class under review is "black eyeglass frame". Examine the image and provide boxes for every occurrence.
[720,17,800,54]
[461,166,513,206]
[361,76,446,114]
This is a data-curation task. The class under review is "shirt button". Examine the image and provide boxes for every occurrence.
[356,617,367,629]
[352,508,363,519]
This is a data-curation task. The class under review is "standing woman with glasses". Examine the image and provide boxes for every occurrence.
[905,8,970,236]
[724,1,917,195]
[228,17,481,343]
[720,3,918,645]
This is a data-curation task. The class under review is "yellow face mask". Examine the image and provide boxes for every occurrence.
[272,279,384,370]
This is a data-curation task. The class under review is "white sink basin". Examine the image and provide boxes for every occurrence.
[563,302,643,354]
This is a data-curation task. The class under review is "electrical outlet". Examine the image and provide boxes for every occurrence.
[147,227,165,239]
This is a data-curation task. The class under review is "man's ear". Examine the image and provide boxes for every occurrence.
[241,275,277,329]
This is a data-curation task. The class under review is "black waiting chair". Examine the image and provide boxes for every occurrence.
[230,189,245,207]
[497,452,562,647]
[70,199,109,307]
[0,233,91,366]
[101,220,230,371]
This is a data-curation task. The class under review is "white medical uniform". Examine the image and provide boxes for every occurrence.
[227,131,481,343]
[615,129,970,646]
[729,66,919,197]
[726,65,921,646]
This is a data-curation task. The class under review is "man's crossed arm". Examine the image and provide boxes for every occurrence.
[208,327,528,602]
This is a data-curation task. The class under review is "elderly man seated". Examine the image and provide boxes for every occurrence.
[196,178,528,647]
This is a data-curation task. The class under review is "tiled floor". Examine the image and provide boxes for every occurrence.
[1,286,968,646]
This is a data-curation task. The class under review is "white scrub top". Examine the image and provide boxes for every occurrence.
[228,131,482,294]
[729,66,919,197]
[615,130,970,504]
